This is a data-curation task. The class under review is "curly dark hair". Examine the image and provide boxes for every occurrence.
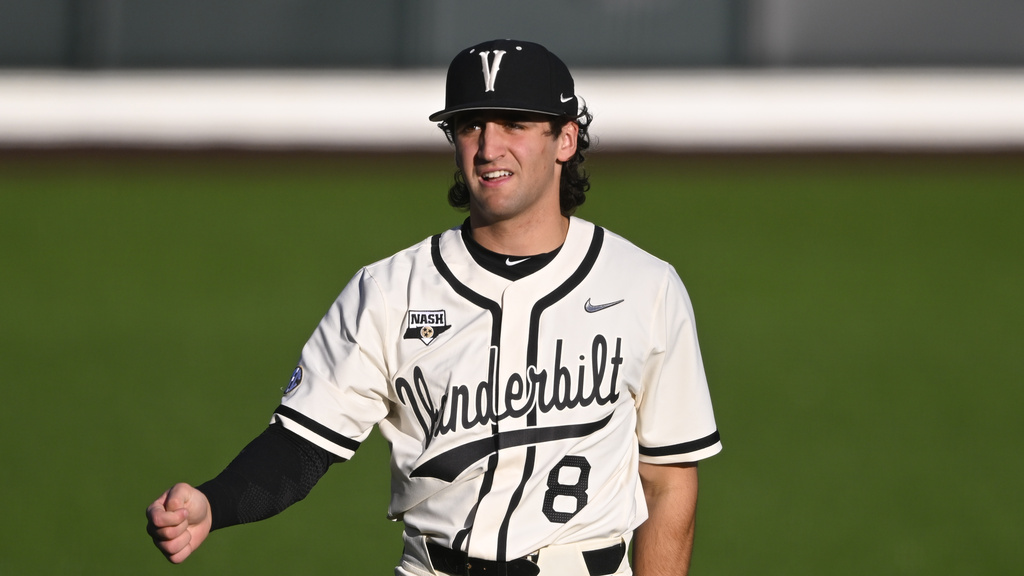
[439,105,594,216]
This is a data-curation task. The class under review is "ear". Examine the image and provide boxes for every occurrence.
[556,121,579,163]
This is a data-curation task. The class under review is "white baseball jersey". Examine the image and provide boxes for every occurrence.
[275,216,721,562]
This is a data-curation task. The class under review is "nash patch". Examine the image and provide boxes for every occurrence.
[405,309,451,346]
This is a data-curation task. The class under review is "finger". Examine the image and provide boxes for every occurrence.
[166,542,195,565]
[157,528,193,562]
[150,516,189,542]
[147,490,170,517]
[147,502,188,531]
[163,483,194,513]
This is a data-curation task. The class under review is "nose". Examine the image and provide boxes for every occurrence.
[476,122,505,162]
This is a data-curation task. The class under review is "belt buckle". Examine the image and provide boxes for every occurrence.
[463,560,490,576]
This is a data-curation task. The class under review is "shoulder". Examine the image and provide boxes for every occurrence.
[328,228,459,320]
[359,226,459,282]
[325,227,459,309]
[578,218,678,278]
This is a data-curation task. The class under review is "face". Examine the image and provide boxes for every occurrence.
[452,110,578,225]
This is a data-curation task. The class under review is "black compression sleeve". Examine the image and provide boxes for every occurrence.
[196,422,338,531]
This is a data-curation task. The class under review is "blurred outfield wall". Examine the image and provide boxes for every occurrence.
[1,0,1022,151]
[2,0,1024,69]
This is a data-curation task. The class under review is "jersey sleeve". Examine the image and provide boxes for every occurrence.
[273,268,393,461]
[635,265,722,464]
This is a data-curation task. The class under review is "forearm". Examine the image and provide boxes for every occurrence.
[633,462,699,576]
[197,422,337,530]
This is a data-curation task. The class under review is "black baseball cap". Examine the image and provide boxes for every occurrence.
[429,39,578,122]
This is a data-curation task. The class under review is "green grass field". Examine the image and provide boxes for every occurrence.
[1,151,1021,575]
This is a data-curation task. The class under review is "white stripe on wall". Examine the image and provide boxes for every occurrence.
[2,70,1022,150]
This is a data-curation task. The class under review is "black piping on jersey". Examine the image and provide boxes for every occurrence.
[431,232,505,554]
[429,226,607,561]
[503,446,536,560]
[452,451,497,553]
[273,405,361,454]
[431,233,504,345]
[498,225,605,560]
[639,429,721,457]
[525,226,605,427]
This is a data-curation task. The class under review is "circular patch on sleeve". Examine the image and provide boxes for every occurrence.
[283,366,303,395]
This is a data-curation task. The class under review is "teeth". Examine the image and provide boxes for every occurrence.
[483,170,512,180]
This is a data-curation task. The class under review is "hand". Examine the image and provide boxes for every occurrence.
[146,483,213,563]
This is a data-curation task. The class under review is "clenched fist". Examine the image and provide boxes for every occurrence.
[146,483,213,563]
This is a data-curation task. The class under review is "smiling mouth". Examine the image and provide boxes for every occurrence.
[482,170,512,181]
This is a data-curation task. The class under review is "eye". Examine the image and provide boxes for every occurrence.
[457,120,483,135]
[501,116,531,130]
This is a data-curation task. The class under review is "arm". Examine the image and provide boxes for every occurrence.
[633,462,699,576]
[145,423,335,563]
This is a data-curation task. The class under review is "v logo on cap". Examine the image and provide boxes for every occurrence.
[479,50,506,92]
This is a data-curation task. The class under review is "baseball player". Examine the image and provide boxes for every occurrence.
[146,39,721,576]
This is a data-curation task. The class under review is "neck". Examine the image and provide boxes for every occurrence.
[468,212,570,256]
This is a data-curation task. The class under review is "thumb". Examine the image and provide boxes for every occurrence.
[164,482,196,515]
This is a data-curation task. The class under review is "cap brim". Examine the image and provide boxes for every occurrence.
[429,103,570,123]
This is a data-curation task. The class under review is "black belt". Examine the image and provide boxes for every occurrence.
[426,541,625,576]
